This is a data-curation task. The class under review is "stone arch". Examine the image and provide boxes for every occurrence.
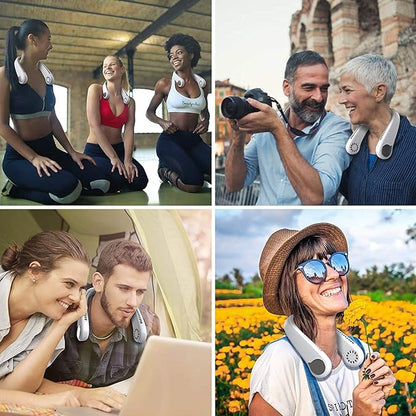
[299,23,307,50]
[311,0,334,65]
[357,0,381,40]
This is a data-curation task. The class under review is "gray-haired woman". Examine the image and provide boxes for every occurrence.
[338,53,416,205]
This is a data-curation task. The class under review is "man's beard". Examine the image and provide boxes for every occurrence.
[100,289,130,329]
[289,90,326,124]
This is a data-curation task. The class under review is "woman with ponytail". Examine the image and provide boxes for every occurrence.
[84,55,148,193]
[0,19,110,204]
[0,231,125,411]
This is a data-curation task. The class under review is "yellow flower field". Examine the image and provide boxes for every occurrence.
[216,296,416,415]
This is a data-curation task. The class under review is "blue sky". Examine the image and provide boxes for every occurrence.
[215,0,303,105]
[215,208,416,280]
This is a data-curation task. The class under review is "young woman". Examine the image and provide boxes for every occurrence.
[146,33,211,193]
[250,223,395,415]
[84,55,148,193]
[338,54,416,204]
[0,19,109,204]
[0,230,125,412]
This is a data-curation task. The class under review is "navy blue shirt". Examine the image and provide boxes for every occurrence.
[10,83,55,119]
[340,115,416,205]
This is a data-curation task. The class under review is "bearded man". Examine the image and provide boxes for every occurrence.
[45,239,159,387]
[225,50,351,205]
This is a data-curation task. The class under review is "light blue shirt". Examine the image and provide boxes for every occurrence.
[243,112,352,205]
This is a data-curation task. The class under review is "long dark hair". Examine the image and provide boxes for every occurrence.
[278,236,351,341]
[4,19,49,88]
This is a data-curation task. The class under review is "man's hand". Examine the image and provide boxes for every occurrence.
[76,386,126,413]
[228,119,247,147]
[237,98,285,135]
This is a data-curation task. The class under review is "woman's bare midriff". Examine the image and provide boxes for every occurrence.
[12,117,53,141]
[87,124,123,145]
[169,112,200,132]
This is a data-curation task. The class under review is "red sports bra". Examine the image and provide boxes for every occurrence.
[99,97,129,128]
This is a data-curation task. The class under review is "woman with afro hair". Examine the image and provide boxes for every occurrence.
[146,33,211,193]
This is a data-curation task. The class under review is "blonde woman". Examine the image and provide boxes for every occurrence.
[84,55,148,193]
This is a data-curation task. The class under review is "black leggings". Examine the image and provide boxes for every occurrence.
[156,131,211,186]
[2,134,109,204]
[84,142,148,192]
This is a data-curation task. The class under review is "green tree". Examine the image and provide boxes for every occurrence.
[232,268,244,291]
[251,273,262,287]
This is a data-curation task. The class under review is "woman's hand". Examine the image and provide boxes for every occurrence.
[353,353,396,415]
[31,155,62,178]
[160,120,178,134]
[36,391,80,409]
[362,352,396,399]
[56,289,87,328]
[70,151,97,170]
[110,157,128,178]
[123,160,138,183]
[76,386,125,413]
[193,118,209,135]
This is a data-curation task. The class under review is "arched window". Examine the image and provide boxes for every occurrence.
[54,84,68,133]
[312,0,333,65]
[132,88,163,133]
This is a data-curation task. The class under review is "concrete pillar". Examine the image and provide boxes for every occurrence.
[378,0,415,57]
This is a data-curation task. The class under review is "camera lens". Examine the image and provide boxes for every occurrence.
[221,96,256,119]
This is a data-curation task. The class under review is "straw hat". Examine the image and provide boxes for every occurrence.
[259,222,348,316]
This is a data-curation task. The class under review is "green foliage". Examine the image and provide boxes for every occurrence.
[215,280,236,290]
[216,262,416,300]
[242,283,263,298]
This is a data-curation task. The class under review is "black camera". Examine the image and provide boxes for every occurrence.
[221,88,273,119]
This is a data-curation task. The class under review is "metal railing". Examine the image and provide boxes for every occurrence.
[215,173,260,205]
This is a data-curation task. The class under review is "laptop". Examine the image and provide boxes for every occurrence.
[57,336,212,416]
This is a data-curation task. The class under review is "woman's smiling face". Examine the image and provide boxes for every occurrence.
[296,253,349,319]
[338,73,377,125]
[33,257,89,320]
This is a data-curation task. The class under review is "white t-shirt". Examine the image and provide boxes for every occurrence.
[249,337,362,416]
[0,270,65,379]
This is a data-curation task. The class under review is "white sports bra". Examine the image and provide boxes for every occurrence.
[166,73,206,114]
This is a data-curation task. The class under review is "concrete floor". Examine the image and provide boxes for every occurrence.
[0,148,211,206]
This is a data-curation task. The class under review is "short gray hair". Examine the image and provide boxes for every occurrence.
[340,54,397,103]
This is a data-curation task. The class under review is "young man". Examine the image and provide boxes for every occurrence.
[225,50,351,205]
[44,239,159,387]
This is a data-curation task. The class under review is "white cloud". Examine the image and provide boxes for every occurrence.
[215,208,416,280]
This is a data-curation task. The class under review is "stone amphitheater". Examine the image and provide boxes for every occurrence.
[290,0,416,124]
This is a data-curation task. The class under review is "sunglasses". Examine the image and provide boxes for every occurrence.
[296,252,349,284]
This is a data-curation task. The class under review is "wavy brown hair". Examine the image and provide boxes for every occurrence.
[96,240,152,281]
[1,230,90,276]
